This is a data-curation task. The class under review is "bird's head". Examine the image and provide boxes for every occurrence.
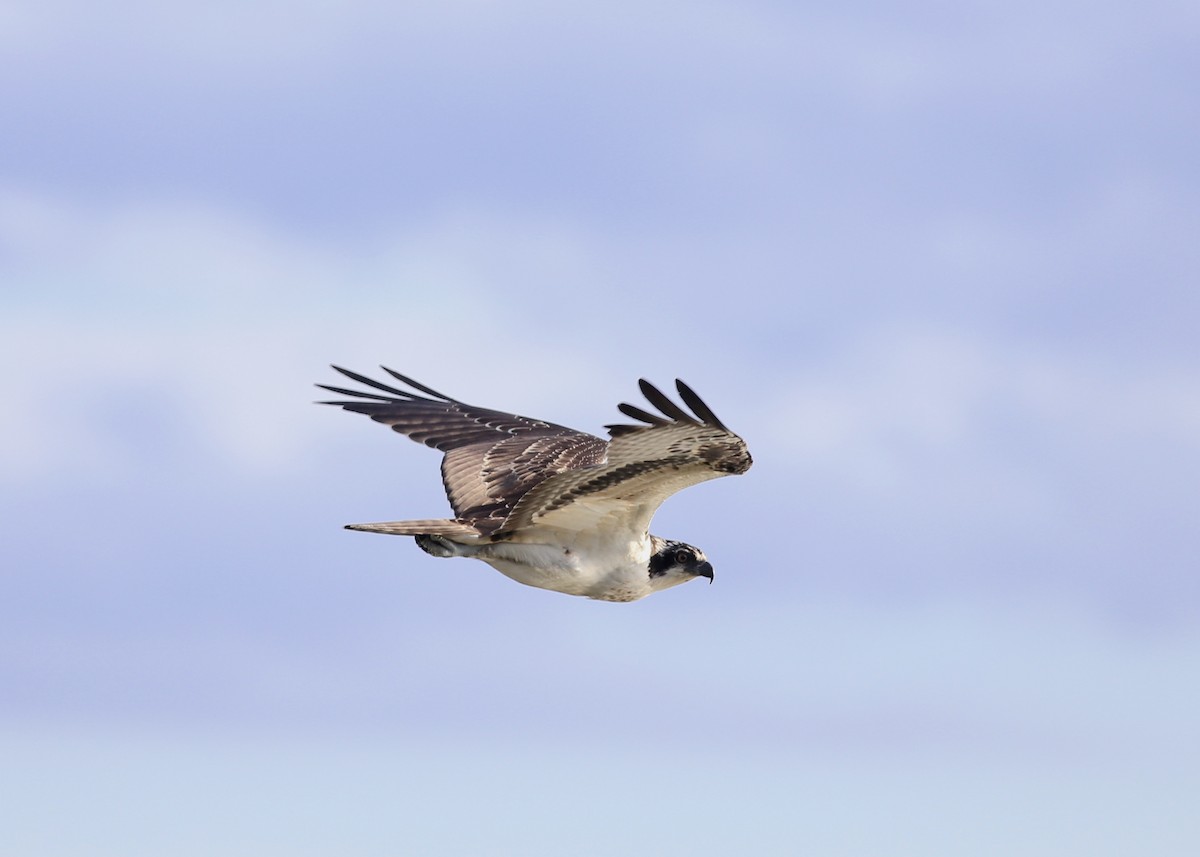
[647,536,714,592]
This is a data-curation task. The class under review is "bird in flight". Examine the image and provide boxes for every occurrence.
[318,367,752,602]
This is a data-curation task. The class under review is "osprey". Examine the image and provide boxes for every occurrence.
[318,367,752,602]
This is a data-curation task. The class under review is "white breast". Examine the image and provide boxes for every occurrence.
[480,530,653,601]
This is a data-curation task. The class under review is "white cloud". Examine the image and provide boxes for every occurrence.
[0,191,634,481]
[5,0,1189,110]
[762,325,1200,526]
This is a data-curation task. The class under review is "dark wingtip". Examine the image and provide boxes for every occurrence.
[379,367,455,401]
[315,383,398,403]
[618,401,670,426]
[605,423,639,437]
[320,365,459,403]
[607,377,735,437]
[638,378,696,424]
[675,379,729,431]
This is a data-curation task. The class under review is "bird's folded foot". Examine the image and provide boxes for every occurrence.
[415,534,460,557]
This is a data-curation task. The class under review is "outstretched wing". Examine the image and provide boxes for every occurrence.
[497,379,752,540]
[317,366,608,533]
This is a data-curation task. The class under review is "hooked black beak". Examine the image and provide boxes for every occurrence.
[696,561,714,584]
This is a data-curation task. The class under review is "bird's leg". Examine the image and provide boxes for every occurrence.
[415,534,463,558]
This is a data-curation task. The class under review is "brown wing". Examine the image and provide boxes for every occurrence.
[317,366,608,533]
[497,379,752,539]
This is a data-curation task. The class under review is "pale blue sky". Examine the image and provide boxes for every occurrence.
[2,1,1198,855]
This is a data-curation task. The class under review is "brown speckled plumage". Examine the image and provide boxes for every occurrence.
[318,368,751,601]
[318,368,751,541]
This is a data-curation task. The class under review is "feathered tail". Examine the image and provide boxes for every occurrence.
[344,518,485,540]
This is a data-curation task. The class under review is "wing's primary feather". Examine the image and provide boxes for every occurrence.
[616,401,670,426]
[378,367,455,401]
[637,378,696,424]
[316,383,398,402]
[675,379,729,431]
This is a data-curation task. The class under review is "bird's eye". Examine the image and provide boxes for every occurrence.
[674,549,691,564]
